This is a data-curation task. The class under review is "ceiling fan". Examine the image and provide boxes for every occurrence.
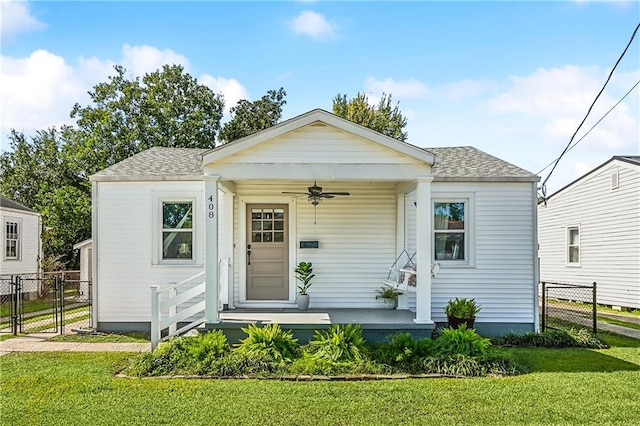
[282,181,350,205]
[282,181,350,223]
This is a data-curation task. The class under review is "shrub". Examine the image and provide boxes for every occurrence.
[125,331,229,376]
[309,324,368,362]
[371,332,434,366]
[421,353,521,377]
[234,323,299,363]
[500,328,606,349]
[434,324,491,357]
[288,352,388,376]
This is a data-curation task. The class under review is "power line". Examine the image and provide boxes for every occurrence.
[540,21,640,191]
[536,79,640,176]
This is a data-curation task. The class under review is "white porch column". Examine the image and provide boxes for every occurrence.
[414,176,434,324]
[220,190,235,309]
[204,175,220,323]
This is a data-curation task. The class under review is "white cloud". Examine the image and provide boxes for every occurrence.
[1,0,45,38]
[0,45,249,150]
[364,77,430,99]
[199,75,249,113]
[290,10,337,41]
[121,44,190,76]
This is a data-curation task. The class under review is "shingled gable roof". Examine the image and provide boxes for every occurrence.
[200,109,435,165]
[91,145,538,182]
[0,195,38,214]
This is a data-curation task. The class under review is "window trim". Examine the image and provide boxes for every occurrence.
[565,225,581,267]
[4,218,22,261]
[432,194,475,267]
[152,193,200,266]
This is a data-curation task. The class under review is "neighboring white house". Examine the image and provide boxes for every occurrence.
[90,109,540,335]
[73,238,93,298]
[0,196,42,293]
[538,156,640,310]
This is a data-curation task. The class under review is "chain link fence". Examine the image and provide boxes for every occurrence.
[540,281,597,334]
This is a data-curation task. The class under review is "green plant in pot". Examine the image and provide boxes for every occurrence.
[376,287,403,309]
[444,297,481,329]
[295,261,314,311]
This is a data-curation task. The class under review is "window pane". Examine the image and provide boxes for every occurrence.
[252,232,262,242]
[263,232,273,242]
[163,203,193,229]
[569,228,579,245]
[273,232,284,242]
[274,209,284,219]
[252,221,262,231]
[263,221,273,231]
[274,221,284,231]
[435,233,465,260]
[162,231,193,259]
[569,247,579,263]
[251,210,262,219]
[434,203,465,230]
[263,209,273,219]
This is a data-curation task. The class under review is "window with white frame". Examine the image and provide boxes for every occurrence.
[5,220,20,260]
[162,201,194,260]
[434,201,466,261]
[566,226,580,265]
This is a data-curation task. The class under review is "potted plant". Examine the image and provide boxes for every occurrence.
[295,261,314,311]
[444,297,481,329]
[375,287,403,309]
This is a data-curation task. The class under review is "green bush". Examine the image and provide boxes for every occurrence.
[309,324,368,362]
[434,324,491,357]
[234,323,300,363]
[125,331,229,376]
[421,353,520,377]
[371,332,434,366]
[288,352,388,376]
[500,328,607,349]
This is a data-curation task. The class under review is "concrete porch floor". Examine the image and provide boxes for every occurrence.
[201,308,436,343]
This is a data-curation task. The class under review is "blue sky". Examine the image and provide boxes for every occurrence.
[1,0,638,193]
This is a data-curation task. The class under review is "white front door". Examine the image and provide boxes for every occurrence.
[246,204,289,300]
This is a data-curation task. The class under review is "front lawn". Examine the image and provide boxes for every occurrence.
[1,339,639,425]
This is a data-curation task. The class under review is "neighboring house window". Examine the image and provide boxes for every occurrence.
[162,201,194,260]
[5,221,20,260]
[434,202,466,261]
[566,226,580,266]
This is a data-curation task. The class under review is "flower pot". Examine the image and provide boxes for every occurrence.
[297,294,310,311]
[447,316,475,329]
[382,298,397,310]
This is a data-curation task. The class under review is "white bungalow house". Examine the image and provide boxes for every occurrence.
[89,109,540,340]
[538,156,640,310]
[0,196,42,282]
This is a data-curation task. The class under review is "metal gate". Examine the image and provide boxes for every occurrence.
[0,275,92,336]
[540,281,597,334]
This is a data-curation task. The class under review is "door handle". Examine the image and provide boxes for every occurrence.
[247,244,251,266]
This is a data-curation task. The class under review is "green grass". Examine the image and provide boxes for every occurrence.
[599,316,640,331]
[49,331,149,343]
[1,344,639,425]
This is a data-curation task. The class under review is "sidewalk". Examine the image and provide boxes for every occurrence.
[0,333,150,356]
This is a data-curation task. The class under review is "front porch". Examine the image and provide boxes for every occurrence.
[200,308,437,343]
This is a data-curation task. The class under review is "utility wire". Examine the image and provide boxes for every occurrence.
[540,21,640,191]
[536,79,640,176]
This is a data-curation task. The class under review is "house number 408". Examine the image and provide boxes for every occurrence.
[208,195,215,219]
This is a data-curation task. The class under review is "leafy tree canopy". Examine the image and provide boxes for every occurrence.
[68,64,225,175]
[218,88,287,144]
[332,92,408,142]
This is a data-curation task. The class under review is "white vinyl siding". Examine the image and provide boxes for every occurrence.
[232,182,396,308]
[0,209,40,281]
[405,182,536,324]
[539,160,640,309]
[96,182,206,322]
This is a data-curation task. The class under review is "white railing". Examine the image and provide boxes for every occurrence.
[150,258,231,350]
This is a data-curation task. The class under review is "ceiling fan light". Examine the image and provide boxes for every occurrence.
[308,194,323,206]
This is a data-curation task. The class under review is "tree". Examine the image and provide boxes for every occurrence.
[332,92,408,142]
[218,88,287,144]
[68,64,225,175]
[0,129,89,268]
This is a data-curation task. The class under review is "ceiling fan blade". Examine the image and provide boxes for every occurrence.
[320,194,335,199]
[282,192,310,195]
[322,192,350,196]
